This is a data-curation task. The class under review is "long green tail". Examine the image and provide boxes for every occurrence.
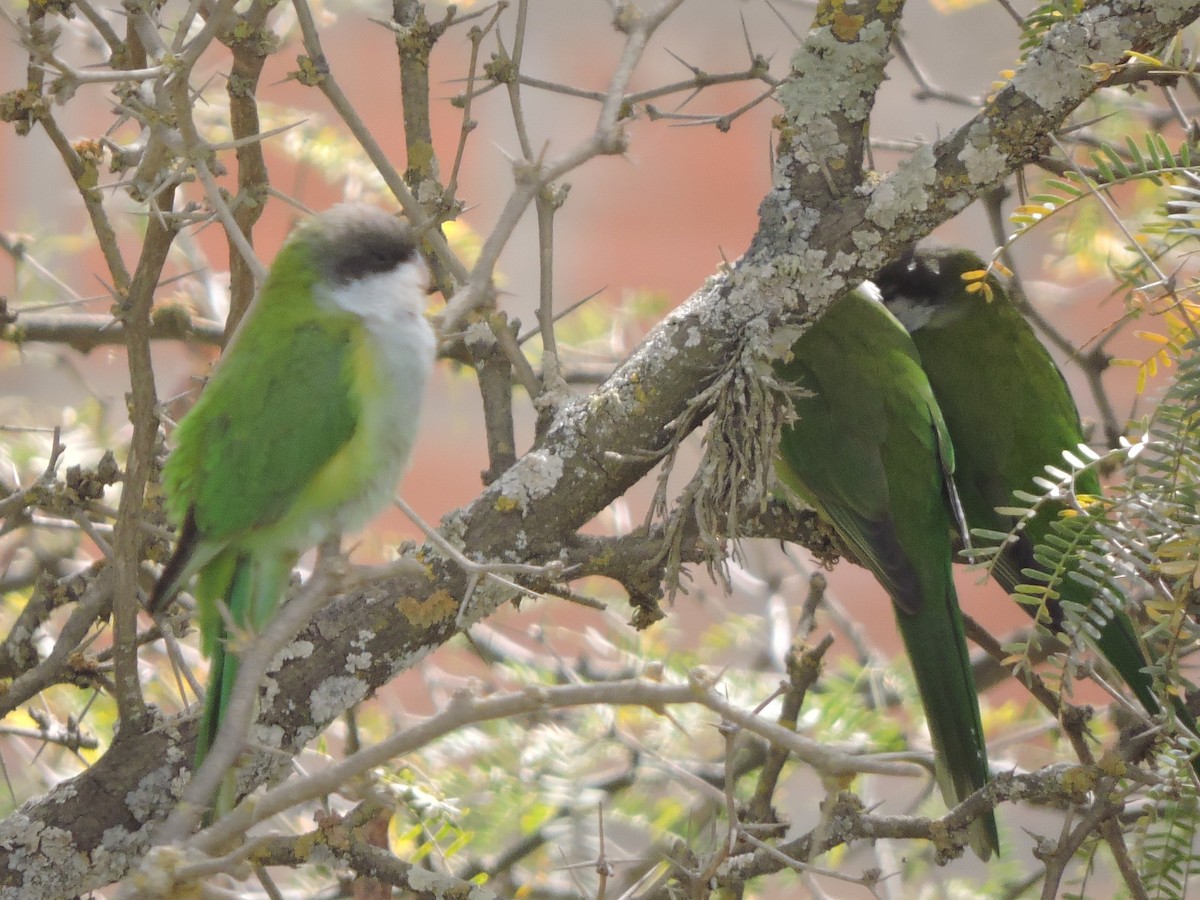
[193,553,293,821]
[194,555,253,820]
[895,576,999,859]
[998,514,1200,762]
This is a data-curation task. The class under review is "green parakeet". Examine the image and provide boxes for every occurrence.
[150,204,436,814]
[875,246,1196,738]
[775,286,999,859]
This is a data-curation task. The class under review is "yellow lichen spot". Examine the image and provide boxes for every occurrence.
[407,140,435,174]
[495,495,520,512]
[831,11,864,41]
[1097,752,1127,779]
[1060,766,1096,796]
[282,830,319,860]
[290,55,326,87]
[396,589,458,627]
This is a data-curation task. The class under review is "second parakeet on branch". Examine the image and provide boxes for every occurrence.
[874,246,1197,741]
[774,285,999,860]
[150,204,437,817]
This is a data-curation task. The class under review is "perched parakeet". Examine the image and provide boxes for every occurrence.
[875,247,1196,737]
[150,204,436,814]
[775,286,999,860]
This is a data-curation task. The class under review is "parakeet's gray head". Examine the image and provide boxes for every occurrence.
[872,248,938,332]
[299,204,424,288]
[873,246,972,333]
[292,204,431,323]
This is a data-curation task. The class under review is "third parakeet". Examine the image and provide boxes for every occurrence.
[775,285,999,859]
[150,203,436,816]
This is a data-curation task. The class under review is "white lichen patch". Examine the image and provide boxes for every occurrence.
[252,722,286,751]
[959,121,1009,185]
[767,323,807,361]
[99,825,137,855]
[846,231,884,261]
[126,763,183,823]
[495,450,564,513]
[757,190,820,242]
[345,631,373,672]
[735,194,844,308]
[1156,0,1194,23]
[259,673,280,708]
[780,19,891,119]
[511,529,529,554]
[462,319,495,349]
[276,639,315,663]
[0,818,92,899]
[1011,13,1125,110]
[91,825,143,889]
[585,385,623,418]
[747,245,840,315]
[790,250,845,305]
[945,192,972,214]
[833,247,883,278]
[263,643,314,706]
[310,675,368,723]
[781,117,844,176]
[434,508,470,550]
[866,145,937,229]
[653,334,679,364]
[775,20,890,173]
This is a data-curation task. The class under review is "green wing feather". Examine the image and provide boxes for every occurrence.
[163,323,361,544]
[876,247,1200,748]
[776,288,998,859]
